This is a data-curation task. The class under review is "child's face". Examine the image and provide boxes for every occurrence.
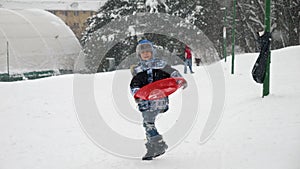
[140,51,153,61]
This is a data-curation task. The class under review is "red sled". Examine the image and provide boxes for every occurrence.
[134,77,186,100]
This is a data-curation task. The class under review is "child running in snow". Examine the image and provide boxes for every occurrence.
[130,39,187,160]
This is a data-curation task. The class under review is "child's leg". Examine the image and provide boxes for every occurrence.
[142,110,160,140]
[141,110,168,160]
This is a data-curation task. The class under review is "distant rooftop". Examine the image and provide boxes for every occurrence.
[0,0,107,11]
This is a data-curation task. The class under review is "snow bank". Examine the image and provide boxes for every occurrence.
[0,46,300,169]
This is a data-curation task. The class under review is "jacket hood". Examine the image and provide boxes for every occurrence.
[136,39,156,61]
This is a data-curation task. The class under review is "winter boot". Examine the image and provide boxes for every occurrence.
[142,142,156,160]
[153,138,168,158]
[142,135,168,160]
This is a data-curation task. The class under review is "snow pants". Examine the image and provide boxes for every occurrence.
[141,110,163,142]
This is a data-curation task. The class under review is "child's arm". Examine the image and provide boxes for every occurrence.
[130,76,141,95]
[162,65,187,89]
[130,65,143,97]
[130,74,145,102]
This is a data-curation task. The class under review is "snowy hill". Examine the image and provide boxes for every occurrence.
[0,46,300,169]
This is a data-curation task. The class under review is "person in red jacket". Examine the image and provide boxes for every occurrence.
[184,45,194,74]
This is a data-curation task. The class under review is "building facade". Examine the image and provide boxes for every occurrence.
[0,0,106,40]
[48,10,96,40]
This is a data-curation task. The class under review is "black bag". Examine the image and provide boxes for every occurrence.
[252,32,272,84]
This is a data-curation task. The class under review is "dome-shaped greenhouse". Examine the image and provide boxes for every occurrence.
[0,8,81,80]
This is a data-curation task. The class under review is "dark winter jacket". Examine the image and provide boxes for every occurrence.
[130,58,183,112]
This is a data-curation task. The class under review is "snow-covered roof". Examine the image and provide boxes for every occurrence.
[0,8,82,73]
[0,0,107,11]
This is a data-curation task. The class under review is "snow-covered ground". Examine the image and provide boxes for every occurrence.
[0,46,300,169]
[0,0,107,11]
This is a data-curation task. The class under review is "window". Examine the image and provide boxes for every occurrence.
[74,11,79,16]
[73,23,80,29]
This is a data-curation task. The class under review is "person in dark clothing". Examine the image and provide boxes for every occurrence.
[130,39,187,160]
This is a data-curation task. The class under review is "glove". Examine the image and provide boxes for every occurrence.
[176,78,187,89]
[135,98,142,103]
[181,81,188,89]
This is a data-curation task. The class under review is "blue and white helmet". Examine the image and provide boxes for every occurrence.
[136,39,156,59]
